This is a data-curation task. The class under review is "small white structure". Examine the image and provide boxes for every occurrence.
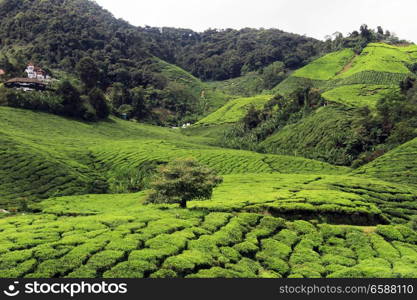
[25,63,50,81]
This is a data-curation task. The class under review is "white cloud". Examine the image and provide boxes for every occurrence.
[94,0,417,42]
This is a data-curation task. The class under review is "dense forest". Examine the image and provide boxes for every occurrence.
[0,0,327,125]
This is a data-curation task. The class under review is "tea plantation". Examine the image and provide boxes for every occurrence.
[0,105,416,278]
[1,193,416,278]
[272,43,416,108]
[196,95,272,126]
[1,43,417,279]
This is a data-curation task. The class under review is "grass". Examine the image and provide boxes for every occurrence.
[196,95,272,126]
[321,84,399,108]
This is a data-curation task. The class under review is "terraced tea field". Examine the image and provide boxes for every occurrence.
[1,193,416,278]
[196,95,272,126]
[0,107,346,208]
[321,84,399,108]
[0,101,416,278]
[292,48,356,80]
[355,137,417,186]
[272,43,417,108]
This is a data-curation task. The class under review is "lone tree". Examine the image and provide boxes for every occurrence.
[146,158,223,208]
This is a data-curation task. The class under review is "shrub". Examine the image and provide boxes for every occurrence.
[320,245,356,259]
[289,248,321,266]
[219,247,241,263]
[211,218,247,246]
[273,229,299,247]
[129,249,170,265]
[85,250,125,270]
[186,267,239,278]
[346,231,376,260]
[259,239,292,260]
[376,225,404,241]
[395,226,417,243]
[226,258,262,278]
[0,259,37,278]
[106,237,141,252]
[291,220,317,235]
[326,237,346,247]
[103,260,157,278]
[356,258,393,278]
[150,269,177,278]
[319,224,345,239]
[370,234,400,262]
[201,212,232,232]
[162,250,214,274]
[259,269,282,278]
[291,263,324,278]
[233,241,259,256]
[321,254,356,267]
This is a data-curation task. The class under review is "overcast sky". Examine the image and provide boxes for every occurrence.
[94,0,416,42]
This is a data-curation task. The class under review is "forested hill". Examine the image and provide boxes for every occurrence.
[138,27,324,80]
[0,0,327,124]
[0,0,324,82]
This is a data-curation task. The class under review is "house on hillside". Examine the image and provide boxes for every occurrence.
[5,78,47,91]
[25,63,50,81]
[0,69,5,76]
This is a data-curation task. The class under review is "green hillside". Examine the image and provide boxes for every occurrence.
[259,106,362,165]
[153,58,231,113]
[0,107,346,208]
[292,48,356,80]
[1,182,417,278]
[206,72,265,97]
[196,95,272,126]
[0,2,416,280]
[335,43,417,78]
[354,137,417,185]
[321,84,399,108]
[273,43,416,108]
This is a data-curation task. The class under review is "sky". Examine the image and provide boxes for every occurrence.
[94,0,417,42]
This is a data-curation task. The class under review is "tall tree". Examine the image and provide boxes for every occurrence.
[76,57,100,90]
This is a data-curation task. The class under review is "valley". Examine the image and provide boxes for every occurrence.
[0,0,416,279]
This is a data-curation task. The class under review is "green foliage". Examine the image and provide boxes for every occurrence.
[207,72,265,97]
[146,158,223,208]
[76,57,100,90]
[336,43,417,78]
[322,84,398,108]
[196,95,272,126]
[260,61,287,89]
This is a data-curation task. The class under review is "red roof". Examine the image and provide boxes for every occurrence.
[0,69,5,75]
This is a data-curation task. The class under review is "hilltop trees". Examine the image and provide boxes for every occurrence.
[260,61,286,90]
[146,158,223,208]
[88,88,110,119]
[76,57,100,90]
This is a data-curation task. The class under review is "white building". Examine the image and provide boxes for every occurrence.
[25,63,49,81]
